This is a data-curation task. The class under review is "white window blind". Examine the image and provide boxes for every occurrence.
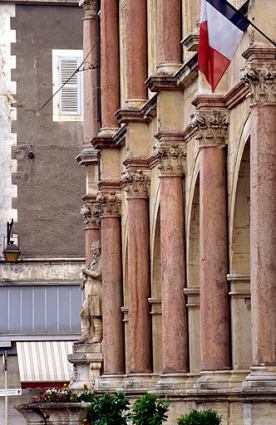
[58,56,82,116]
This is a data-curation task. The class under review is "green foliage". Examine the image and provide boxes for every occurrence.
[80,391,130,425]
[130,393,171,425]
[177,409,222,425]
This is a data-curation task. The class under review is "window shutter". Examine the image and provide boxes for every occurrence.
[58,56,82,116]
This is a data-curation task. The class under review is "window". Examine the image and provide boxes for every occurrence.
[52,50,83,121]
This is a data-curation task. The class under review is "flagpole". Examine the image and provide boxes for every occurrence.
[222,0,276,49]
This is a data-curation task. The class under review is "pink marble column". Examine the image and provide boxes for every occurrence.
[100,0,120,131]
[158,0,181,68]
[99,193,124,374]
[127,196,152,373]
[82,0,98,144]
[250,103,276,366]
[125,0,147,104]
[199,144,230,371]
[160,175,188,373]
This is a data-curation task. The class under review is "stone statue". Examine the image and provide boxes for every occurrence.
[75,240,102,344]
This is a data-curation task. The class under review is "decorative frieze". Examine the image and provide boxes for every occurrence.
[79,0,96,18]
[153,143,186,175]
[240,60,276,104]
[96,191,122,216]
[121,169,150,198]
[190,110,229,146]
[80,202,100,229]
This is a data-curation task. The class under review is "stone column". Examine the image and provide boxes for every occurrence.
[100,0,120,135]
[240,48,276,368]
[191,110,230,372]
[154,141,188,374]
[81,200,100,265]
[96,191,124,374]
[81,0,98,143]
[125,0,147,108]
[157,0,182,75]
[122,170,152,373]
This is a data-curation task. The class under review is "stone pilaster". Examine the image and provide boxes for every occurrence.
[122,170,152,376]
[96,191,124,376]
[154,136,188,382]
[191,110,230,377]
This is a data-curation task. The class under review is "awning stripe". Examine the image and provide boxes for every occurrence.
[17,341,73,383]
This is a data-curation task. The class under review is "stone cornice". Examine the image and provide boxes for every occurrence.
[240,47,276,104]
[182,124,198,144]
[121,169,150,198]
[145,75,179,92]
[92,137,118,150]
[80,201,100,229]
[96,191,122,217]
[190,110,229,146]
[114,108,151,125]
[76,145,98,165]
[97,180,123,192]
[153,142,186,176]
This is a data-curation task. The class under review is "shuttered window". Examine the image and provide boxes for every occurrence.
[58,56,83,116]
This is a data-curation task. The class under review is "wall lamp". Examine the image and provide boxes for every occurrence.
[3,220,20,262]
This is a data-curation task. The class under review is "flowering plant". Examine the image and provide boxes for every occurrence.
[32,383,94,403]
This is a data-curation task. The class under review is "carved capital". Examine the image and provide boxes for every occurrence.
[153,143,186,175]
[190,110,229,146]
[121,169,150,198]
[240,61,276,104]
[96,191,122,217]
[79,0,96,18]
[80,202,100,229]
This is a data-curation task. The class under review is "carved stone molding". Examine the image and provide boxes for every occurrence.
[240,58,276,104]
[153,143,186,175]
[190,110,229,146]
[80,202,100,229]
[79,0,96,18]
[121,169,150,198]
[96,191,122,217]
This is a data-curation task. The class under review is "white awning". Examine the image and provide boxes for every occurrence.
[16,341,73,384]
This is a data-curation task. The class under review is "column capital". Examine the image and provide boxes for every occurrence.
[80,202,100,229]
[79,0,97,18]
[121,169,150,198]
[190,109,229,146]
[240,48,276,104]
[96,191,122,217]
[153,143,186,176]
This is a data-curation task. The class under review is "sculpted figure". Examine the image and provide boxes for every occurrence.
[76,240,102,344]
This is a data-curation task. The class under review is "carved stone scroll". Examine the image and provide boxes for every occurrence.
[153,143,186,175]
[96,191,122,216]
[240,61,276,104]
[190,110,229,146]
[121,169,150,198]
[80,203,100,229]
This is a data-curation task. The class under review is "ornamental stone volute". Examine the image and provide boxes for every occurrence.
[96,191,122,217]
[121,169,150,198]
[153,143,186,175]
[190,110,229,146]
[79,0,96,18]
[80,203,100,229]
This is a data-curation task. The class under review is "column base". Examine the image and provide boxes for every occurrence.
[156,62,182,76]
[68,342,103,391]
[155,373,188,395]
[122,373,157,392]
[241,367,276,425]
[193,370,232,390]
[124,98,148,109]
[98,374,125,392]
[98,127,119,137]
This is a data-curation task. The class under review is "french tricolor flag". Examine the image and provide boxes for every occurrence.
[198,0,250,92]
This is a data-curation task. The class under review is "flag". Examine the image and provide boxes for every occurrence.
[198,0,250,92]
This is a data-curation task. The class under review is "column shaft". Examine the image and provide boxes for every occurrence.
[101,216,124,374]
[251,103,276,366]
[160,175,188,373]
[200,145,230,371]
[100,0,119,129]
[125,0,147,102]
[127,197,151,373]
[158,0,181,65]
[83,10,97,143]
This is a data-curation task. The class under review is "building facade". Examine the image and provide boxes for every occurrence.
[78,0,276,424]
[0,1,84,424]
